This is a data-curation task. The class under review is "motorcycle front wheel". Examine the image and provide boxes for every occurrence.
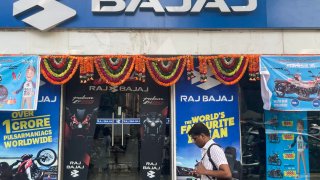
[36,148,57,166]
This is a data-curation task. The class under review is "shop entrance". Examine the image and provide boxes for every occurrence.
[88,92,142,180]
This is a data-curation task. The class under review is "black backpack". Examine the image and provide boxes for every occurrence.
[204,144,236,180]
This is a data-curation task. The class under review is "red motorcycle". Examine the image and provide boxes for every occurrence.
[0,148,57,180]
[274,73,320,100]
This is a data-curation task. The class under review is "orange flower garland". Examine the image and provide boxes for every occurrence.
[134,56,146,82]
[207,55,249,85]
[145,56,189,86]
[247,55,260,81]
[94,55,135,86]
[186,56,195,80]
[39,55,257,86]
[41,56,79,85]
[79,57,94,83]
[198,57,208,82]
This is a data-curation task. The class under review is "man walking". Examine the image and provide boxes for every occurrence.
[188,122,232,180]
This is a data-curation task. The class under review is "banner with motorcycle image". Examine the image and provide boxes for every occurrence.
[175,70,241,179]
[63,72,100,180]
[260,56,320,111]
[265,111,310,180]
[0,76,60,180]
[0,56,40,111]
[139,79,170,180]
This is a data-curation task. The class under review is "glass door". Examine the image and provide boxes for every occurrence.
[88,93,142,180]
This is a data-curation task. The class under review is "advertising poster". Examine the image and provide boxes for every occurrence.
[63,72,100,180]
[265,111,309,179]
[175,70,241,179]
[260,56,320,111]
[0,56,40,111]
[140,80,169,180]
[0,77,61,180]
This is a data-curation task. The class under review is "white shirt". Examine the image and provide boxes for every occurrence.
[23,81,33,97]
[200,139,229,180]
[297,135,304,152]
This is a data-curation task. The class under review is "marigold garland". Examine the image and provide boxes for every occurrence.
[79,57,94,83]
[247,55,260,81]
[186,57,195,80]
[206,55,249,85]
[198,57,208,82]
[39,55,256,86]
[94,56,134,86]
[145,56,189,86]
[41,56,79,85]
[134,56,146,82]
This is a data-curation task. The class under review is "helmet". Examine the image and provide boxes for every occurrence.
[21,154,33,161]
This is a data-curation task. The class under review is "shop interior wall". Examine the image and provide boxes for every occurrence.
[0,30,320,54]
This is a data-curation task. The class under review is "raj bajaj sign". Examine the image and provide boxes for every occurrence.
[0,56,40,111]
[0,77,60,180]
[260,56,320,111]
[265,111,309,180]
[175,72,241,179]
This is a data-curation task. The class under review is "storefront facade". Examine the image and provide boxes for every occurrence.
[1,0,320,180]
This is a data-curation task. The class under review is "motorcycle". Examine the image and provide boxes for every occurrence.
[267,168,283,178]
[0,148,57,180]
[268,152,281,166]
[274,72,320,100]
[240,120,266,179]
[268,133,280,143]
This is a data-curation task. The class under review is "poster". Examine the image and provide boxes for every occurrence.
[175,70,241,179]
[0,77,61,180]
[140,81,169,180]
[265,111,310,179]
[0,55,40,111]
[260,56,320,111]
[63,72,100,180]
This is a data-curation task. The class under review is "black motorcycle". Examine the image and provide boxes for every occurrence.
[268,152,281,166]
[267,169,283,178]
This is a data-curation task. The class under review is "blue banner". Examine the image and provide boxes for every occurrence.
[0,56,40,111]
[0,77,61,180]
[2,0,320,29]
[260,56,320,111]
[265,111,309,180]
[175,71,241,179]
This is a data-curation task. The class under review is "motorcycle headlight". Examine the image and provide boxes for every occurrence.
[78,124,83,129]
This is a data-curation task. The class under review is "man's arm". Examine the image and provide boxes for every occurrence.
[14,82,24,94]
[195,162,232,179]
[289,135,297,148]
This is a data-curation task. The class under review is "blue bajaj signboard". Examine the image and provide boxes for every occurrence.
[260,56,320,111]
[1,0,263,30]
[265,111,309,180]
[0,56,40,111]
[175,72,241,179]
[3,0,320,30]
[0,77,60,180]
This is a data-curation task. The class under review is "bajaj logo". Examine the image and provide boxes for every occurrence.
[70,170,79,177]
[192,69,221,90]
[13,0,76,31]
[147,170,155,178]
